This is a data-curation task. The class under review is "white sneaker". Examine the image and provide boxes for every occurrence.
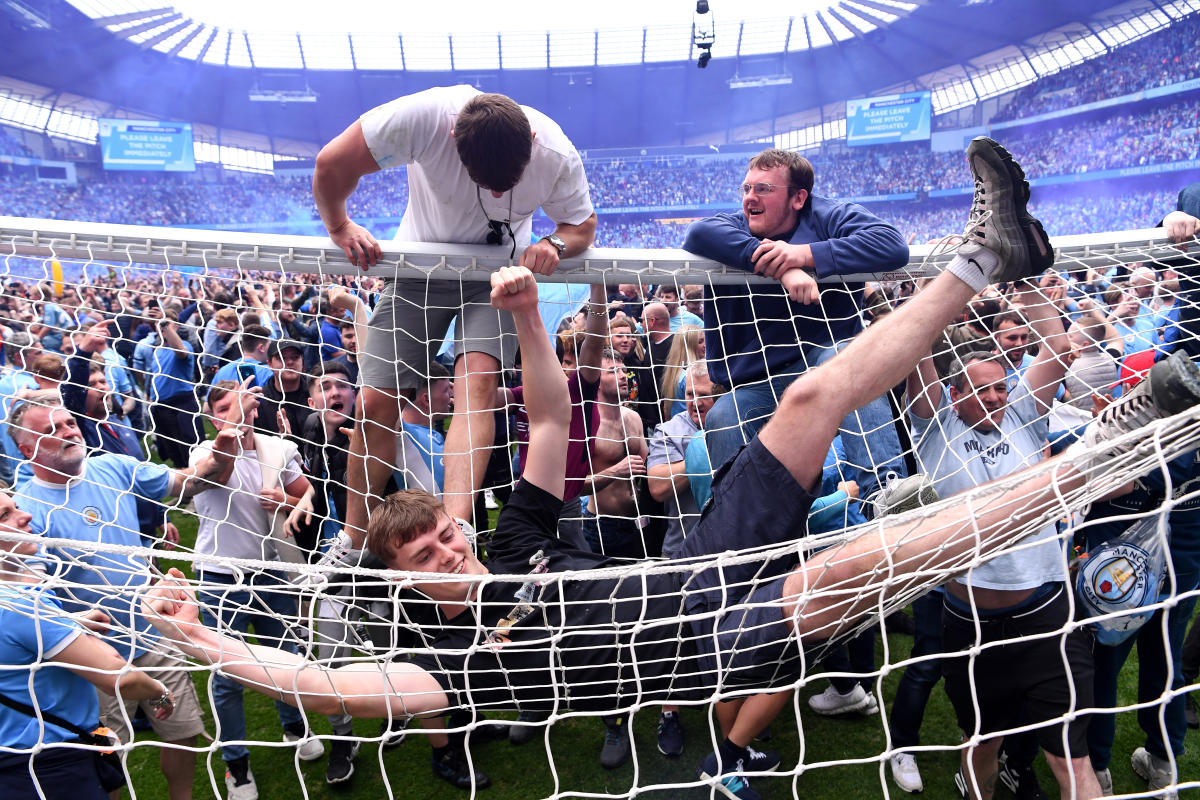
[484,489,499,510]
[1131,747,1178,798]
[284,730,326,762]
[225,768,259,800]
[302,529,364,588]
[807,684,878,716]
[889,752,924,793]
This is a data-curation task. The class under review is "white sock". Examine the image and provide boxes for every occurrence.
[945,246,1000,293]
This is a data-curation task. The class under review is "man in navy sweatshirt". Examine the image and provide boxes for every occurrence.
[682,148,910,500]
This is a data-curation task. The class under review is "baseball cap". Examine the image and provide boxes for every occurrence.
[268,339,305,359]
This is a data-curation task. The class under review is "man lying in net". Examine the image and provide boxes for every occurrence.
[137,139,1200,800]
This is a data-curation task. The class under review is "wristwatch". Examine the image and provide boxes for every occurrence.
[540,234,566,257]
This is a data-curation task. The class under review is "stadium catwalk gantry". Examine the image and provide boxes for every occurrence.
[0,215,1198,800]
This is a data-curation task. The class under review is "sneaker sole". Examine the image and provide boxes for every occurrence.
[325,764,355,785]
[1150,351,1200,416]
[810,697,877,716]
[967,137,1053,281]
[656,744,683,758]
[699,771,756,800]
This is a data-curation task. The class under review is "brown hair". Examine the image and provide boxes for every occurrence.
[205,379,241,413]
[366,489,447,563]
[30,352,65,382]
[608,317,645,361]
[747,148,815,196]
[454,93,532,193]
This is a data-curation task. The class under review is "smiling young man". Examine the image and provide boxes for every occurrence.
[143,142,1200,800]
[682,148,910,503]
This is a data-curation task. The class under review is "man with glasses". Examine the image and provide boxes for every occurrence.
[682,148,911,507]
[313,86,597,554]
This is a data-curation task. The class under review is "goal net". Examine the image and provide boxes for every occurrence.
[0,216,1196,799]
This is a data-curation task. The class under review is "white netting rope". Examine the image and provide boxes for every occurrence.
[0,221,1196,799]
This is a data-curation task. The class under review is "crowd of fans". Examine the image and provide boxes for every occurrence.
[992,14,1200,121]
[2,91,1196,244]
[0,128,31,158]
[0,203,1197,794]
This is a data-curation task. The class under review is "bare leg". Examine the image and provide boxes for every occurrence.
[1046,753,1102,800]
[715,698,742,739]
[442,352,501,523]
[784,454,1088,642]
[345,386,401,545]
[162,738,197,800]
[758,270,978,492]
[727,691,792,748]
[963,738,1003,800]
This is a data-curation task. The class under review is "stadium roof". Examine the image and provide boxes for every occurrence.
[59,1,921,69]
[0,0,1193,156]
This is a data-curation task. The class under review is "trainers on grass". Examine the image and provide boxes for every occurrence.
[325,739,360,784]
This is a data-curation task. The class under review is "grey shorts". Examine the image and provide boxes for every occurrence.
[99,649,205,743]
[360,278,518,390]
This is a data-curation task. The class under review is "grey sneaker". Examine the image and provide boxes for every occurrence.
[1094,767,1112,796]
[600,715,631,769]
[1079,351,1200,457]
[871,473,939,517]
[1131,747,1177,797]
[959,137,1053,283]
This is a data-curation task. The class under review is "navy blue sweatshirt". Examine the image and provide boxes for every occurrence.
[682,195,908,387]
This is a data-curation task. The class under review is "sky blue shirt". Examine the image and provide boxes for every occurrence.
[138,335,196,402]
[668,309,704,332]
[0,367,38,485]
[213,355,273,389]
[0,583,95,748]
[17,454,172,659]
[39,303,72,353]
[401,420,445,492]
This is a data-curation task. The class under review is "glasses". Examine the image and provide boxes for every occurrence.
[478,187,517,260]
[740,182,797,197]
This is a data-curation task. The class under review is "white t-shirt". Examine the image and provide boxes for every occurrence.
[910,379,1064,590]
[360,85,594,249]
[190,439,304,574]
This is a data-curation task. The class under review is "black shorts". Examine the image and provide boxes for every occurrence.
[681,438,816,690]
[0,747,114,800]
[942,584,1094,758]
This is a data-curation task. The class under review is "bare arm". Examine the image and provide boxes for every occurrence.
[492,267,570,499]
[52,633,172,716]
[520,213,598,275]
[158,319,187,358]
[647,460,690,502]
[167,384,260,501]
[327,285,369,358]
[906,353,941,421]
[576,282,610,385]
[142,573,446,719]
[1020,281,1071,412]
[313,120,384,268]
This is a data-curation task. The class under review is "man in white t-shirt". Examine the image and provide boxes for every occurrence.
[313,85,597,544]
[904,281,1097,799]
[190,380,320,798]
